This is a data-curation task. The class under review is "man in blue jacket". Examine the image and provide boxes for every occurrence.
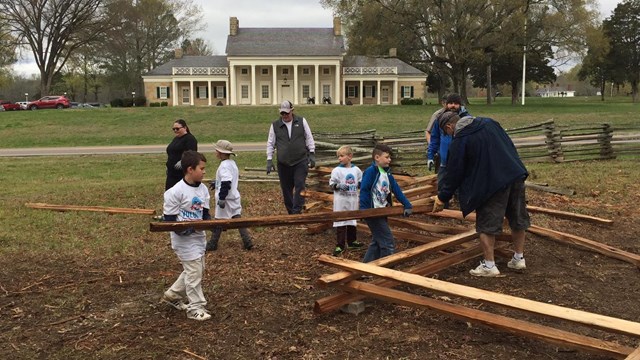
[432,112,530,277]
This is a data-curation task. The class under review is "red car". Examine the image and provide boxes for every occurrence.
[0,100,23,111]
[27,95,71,110]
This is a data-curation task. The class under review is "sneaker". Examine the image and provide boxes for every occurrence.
[187,309,211,321]
[469,261,501,277]
[507,257,526,270]
[347,241,364,249]
[332,246,344,256]
[161,294,188,311]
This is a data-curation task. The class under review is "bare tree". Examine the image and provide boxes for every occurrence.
[0,0,109,95]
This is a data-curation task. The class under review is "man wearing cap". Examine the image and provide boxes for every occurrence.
[266,100,316,214]
[425,95,448,144]
[432,113,530,277]
[427,94,471,177]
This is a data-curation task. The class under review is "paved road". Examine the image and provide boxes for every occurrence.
[0,143,267,157]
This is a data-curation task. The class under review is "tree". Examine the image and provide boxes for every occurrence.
[578,25,611,101]
[603,0,640,103]
[0,0,110,96]
[182,38,213,56]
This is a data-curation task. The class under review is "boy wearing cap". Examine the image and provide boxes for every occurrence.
[206,140,254,251]
[266,100,316,214]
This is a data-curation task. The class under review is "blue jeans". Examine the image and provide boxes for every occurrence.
[362,217,394,262]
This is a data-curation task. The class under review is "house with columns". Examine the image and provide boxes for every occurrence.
[142,17,426,107]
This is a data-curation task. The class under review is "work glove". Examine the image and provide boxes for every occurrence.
[174,160,182,170]
[209,181,216,191]
[403,208,412,217]
[431,195,445,213]
[266,159,274,175]
[176,227,195,236]
[427,159,434,172]
[217,199,226,209]
[338,183,350,192]
[308,152,316,168]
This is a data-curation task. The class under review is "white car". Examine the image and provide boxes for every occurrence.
[16,101,29,110]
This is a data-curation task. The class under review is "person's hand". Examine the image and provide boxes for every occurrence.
[403,207,412,217]
[174,160,182,170]
[176,227,195,236]
[431,195,445,213]
[308,152,316,168]
[427,159,434,171]
[217,200,226,209]
[209,181,216,191]
[338,183,350,191]
[266,159,274,175]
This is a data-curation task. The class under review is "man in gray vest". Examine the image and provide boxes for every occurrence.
[266,100,316,214]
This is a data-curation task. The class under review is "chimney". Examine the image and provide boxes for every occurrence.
[333,17,342,36]
[389,48,397,57]
[230,17,239,36]
[174,48,183,59]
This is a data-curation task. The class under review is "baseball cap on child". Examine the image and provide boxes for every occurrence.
[214,140,236,156]
[279,100,293,114]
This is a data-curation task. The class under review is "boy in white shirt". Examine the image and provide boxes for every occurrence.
[161,150,212,321]
[329,145,363,256]
[206,140,254,251]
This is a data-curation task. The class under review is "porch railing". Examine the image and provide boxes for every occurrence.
[172,67,228,76]
[343,67,397,75]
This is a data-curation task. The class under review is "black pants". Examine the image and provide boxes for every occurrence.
[336,225,357,248]
[276,160,308,214]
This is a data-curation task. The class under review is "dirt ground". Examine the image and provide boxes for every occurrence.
[1,184,639,360]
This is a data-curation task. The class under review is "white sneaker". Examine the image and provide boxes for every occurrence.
[507,257,526,270]
[469,261,501,277]
[187,309,212,321]
[161,293,188,311]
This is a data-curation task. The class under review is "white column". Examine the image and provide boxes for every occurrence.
[342,79,346,105]
[334,64,340,105]
[293,64,299,105]
[393,80,398,105]
[190,80,194,105]
[359,80,363,105]
[272,65,278,105]
[314,64,319,106]
[376,80,381,105]
[208,81,212,106]
[230,66,236,105]
[251,65,256,105]
[225,80,229,106]
[172,80,177,106]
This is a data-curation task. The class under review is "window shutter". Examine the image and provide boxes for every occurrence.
[400,86,405,97]
[205,87,208,98]
[167,87,171,98]
[196,87,200,98]
[410,86,414,98]
[213,86,217,98]
[156,87,160,99]
[372,86,376,97]
[355,86,359,97]
[223,87,226,98]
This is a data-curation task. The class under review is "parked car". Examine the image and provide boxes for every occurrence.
[0,100,23,111]
[27,95,71,110]
[16,101,29,110]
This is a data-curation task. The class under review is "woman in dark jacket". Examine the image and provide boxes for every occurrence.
[165,119,198,190]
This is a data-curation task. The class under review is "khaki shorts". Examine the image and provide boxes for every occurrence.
[476,179,530,235]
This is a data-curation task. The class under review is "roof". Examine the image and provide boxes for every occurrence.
[145,56,228,76]
[343,56,426,76]
[226,28,345,56]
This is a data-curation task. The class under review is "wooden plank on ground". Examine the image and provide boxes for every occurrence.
[526,205,613,225]
[388,217,469,235]
[525,182,576,196]
[25,203,155,215]
[150,204,433,232]
[356,223,440,243]
[314,242,497,314]
[340,282,634,359]
[529,225,640,267]
[316,230,478,287]
[318,255,640,337]
[625,347,640,360]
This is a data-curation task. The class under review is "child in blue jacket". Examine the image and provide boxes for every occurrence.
[359,144,412,262]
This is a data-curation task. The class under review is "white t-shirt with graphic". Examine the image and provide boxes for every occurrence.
[330,165,363,227]
[214,159,242,219]
[163,180,211,261]
[372,168,390,209]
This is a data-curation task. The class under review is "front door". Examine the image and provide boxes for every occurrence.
[381,86,390,104]
[280,84,293,103]
[240,83,251,105]
[181,87,190,105]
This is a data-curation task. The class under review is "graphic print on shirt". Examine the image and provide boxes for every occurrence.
[373,179,390,207]
[345,173,357,193]
[180,196,205,220]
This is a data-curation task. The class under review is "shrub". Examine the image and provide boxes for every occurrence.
[400,98,424,105]
[160,101,168,107]
[110,98,124,107]
[149,102,160,107]
[133,96,147,107]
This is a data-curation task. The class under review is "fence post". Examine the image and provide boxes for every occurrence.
[599,123,614,160]
[544,121,563,162]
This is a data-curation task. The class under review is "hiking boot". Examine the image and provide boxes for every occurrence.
[187,309,211,321]
[161,293,188,311]
[205,240,218,252]
[347,241,364,249]
[243,242,254,250]
[332,246,344,256]
[469,261,501,277]
[507,257,526,270]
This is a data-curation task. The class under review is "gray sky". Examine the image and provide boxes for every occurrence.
[12,0,624,76]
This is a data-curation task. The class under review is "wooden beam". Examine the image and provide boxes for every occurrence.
[356,223,441,244]
[318,255,640,337]
[25,203,155,215]
[338,282,634,359]
[529,225,640,267]
[388,217,469,235]
[525,181,576,196]
[150,204,434,232]
[305,222,333,235]
[625,347,640,360]
[317,230,478,286]
[314,242,495,314]
[526,205,613,225]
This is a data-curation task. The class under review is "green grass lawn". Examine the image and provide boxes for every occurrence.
[0,96,638,148]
